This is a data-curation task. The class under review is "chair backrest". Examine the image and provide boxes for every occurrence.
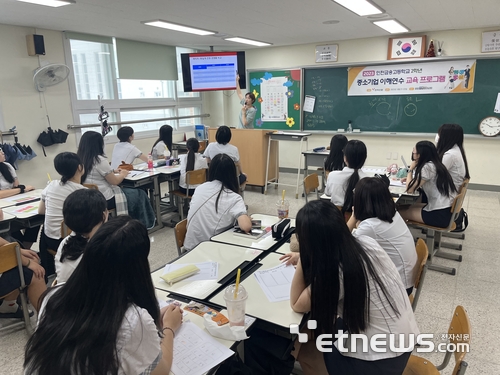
[83,183,99,190]
[443,189,467,231]
[61,221,72,238]
[450,305,471,375]
[174,219,188,255]
[414,238,429,289]
[0,242,20,275]
[303,173,320,203]
[186,169,206,193]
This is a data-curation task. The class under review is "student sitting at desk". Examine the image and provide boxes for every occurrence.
[290,200,418,375]
[55,189,107,284]
[324,140,367,217]
[347,177,417,295]
[399,141,457,227]
[38,152,86,280]
[151,124,173,159]
[77,131,129,210]
[0,147,39,249]
[204,126,247,187]
[184,153,252,251]
[324,134,348,172]
[179,138,208,196]
[111,126,148,169]
[25,216,183,375]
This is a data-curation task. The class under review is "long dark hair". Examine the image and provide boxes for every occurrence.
[77,131,105,183]
[354,177,396,223]
[54,152,82,184]
[60,189,107,262]
[186,138,200,172]
[436,124,470,179]
[208,153,239,213]
[342,140,367,215]
[25,216,159,375]
[0,163,15,184]
[324,134,348,172]
[407,140,457,197]
[296,200,399,336]
[152,124,173,155]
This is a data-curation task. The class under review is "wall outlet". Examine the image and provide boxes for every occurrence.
[386,152,392,160]
[393,152,398,160]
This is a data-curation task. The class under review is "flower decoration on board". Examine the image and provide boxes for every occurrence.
[251,78,262,86]
[263,72,273,80]
[256,118,263,127]
[283,80,293,87]
[252,89,259,99]
[293,103,300,110]
[258,97,263,103]
[286,117,295,127]
[285,89,294,99]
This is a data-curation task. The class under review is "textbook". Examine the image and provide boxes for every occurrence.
[235,220,262,230]
[233,227,268,240]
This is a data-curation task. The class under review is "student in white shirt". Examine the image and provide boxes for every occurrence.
[54,189,108,284]
[25,216,183,375]
[77,131,129,209]
[347,177,417,294]
[0,147,39,249]
[325,140,368,217]
[400,141,457,227]
[204,126,247,186]
[151,124,173,159]
[324,134,348,173]
[290,200,418,374]
[179,138,208,196]
[111,126,148,169]
[436,123,470,191]
[184,153,252,251]
[38,152,86,279]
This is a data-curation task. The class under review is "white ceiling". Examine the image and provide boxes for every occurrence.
[1,0,499,50]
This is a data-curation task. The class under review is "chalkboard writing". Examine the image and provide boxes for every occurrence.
[304,59,500,134]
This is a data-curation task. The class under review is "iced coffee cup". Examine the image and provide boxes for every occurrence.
[223,284,248,327]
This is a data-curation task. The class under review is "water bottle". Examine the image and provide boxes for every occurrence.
[147,153,153,170]
[347,120,353,133]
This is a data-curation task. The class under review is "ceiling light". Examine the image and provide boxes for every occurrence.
[142,20,216,36]
[373,19,409,34]
[16,0,74,7]
[332,0,383,16]
[224,37,271,47]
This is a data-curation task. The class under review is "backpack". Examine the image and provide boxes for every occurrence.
[452,208,468,232]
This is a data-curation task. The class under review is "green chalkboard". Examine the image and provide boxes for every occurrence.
[248,70,301,130]
[303,59,500,134]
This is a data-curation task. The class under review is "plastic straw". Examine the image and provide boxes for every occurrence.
[47,173,52,182]
[281,189,286,204]
[234,268,241,299]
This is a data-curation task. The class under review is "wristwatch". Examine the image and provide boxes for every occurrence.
[18,184,26,194]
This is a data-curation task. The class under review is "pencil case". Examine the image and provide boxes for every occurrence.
[313,147,326,152]
[161,265,200,285]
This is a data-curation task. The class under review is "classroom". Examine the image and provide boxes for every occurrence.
[0,0,499,373]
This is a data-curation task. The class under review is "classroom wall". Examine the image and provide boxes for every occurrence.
[210,27,500,187]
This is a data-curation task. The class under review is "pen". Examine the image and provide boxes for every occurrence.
[15,198,40,206]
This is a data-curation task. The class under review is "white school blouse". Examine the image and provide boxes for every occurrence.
[353,212,418,289]
[0,162,17,190]
[184,180,247,251]
[336,235,420,360]
[152,141,171,159]
[420,162,456,211]
[54,236,82,284]
[179,153,208,189]
[203,142,240,163]
[85,155,114,200]
[111,142,143,169]
[325,167,368,206]
[442,145,466,191]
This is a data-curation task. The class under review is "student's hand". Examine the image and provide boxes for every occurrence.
[26,185,35,192]
[21,249,40,262]
[118,169,129,177]
[161,304,183,332]
[237,74,240,82]
[279,252,300,266]
[27,259,45,279]
[400,177,407,184]
[409,160,417,171]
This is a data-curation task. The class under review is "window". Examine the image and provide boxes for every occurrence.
[65,37,203,139]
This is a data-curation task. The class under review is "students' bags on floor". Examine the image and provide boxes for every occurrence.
[452,208,468,232]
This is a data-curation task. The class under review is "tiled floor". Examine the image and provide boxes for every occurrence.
[1,174,497,374]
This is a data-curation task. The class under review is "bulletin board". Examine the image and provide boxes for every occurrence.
[248,70,301,130]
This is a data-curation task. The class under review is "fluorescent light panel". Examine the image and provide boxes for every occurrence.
[16,0,74,7]
[333,0,383,16]
[142,20,216,36]
[373,19,409,33]
[224,37,271,47]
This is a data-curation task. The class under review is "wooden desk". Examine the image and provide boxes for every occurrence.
[0,212,16,234]
[151,242,262,300]
[208,128,278,193]
[210,251,303,329]
[211,214,295,251]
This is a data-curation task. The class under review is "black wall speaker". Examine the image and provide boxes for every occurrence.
[26,34,46,56]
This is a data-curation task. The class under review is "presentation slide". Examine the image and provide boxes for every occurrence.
[189,52,237,91]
